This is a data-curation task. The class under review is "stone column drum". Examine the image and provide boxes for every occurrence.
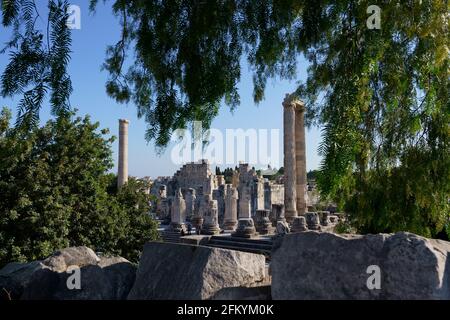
[223,184,238,231]
[291,216,308,233]
[255,209,275,235]
[118,119,129,188]
[283,94,297,223]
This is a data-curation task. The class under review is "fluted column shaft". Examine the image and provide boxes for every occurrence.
[295,104,307,215]
[283,98,297,222]
[118,119,129,188]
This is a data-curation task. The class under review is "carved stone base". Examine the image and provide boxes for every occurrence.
[223,219,238,232]
[291,216,308,233]
[232,218,257,238]
[201,223,221,235]
[306,212,322,231]
[319,211,331,226]
[255,210,275,235]
[275,220,290,237]
[285,211,297,224]
[258,222,275,235]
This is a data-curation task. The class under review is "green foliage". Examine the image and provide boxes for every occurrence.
[296,1,449,237]
[90,0,303,147]
[334,220,356,235]
[0,108,159,266]
[222,167,234,184]
[1,0,72,129]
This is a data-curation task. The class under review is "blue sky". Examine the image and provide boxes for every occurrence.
[0,1,322,178]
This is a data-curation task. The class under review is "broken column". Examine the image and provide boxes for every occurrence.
[291,216,308,233]
[295,99,307,216]
[223,184,238,232]
[271,204,286,227]
[117,119,129,188]
[283,94,297,223]
[255,209,275,235]
[306,212,321,231]
[201,195,221,235]
[185,188,196,222]
[203,175,214,196]
[238,185,252,219]
[170,189,186,233]
[233,186,257,238]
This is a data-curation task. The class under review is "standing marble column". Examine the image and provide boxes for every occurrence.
[223,184,238,231]
[283,94,297,223]
[118,119,129,188]
[295,99,307,216]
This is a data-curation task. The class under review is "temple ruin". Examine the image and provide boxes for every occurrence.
[115,93,341,257]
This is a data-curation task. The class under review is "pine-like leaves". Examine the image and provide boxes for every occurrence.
[0,0,73,130]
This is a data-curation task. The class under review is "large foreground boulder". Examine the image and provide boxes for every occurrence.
[271,232,450,300]
[0,261,43,300]
[0,247,136,300]
[128,242,266,300]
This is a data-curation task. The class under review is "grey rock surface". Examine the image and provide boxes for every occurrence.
[271,232,450,300]
[0,246,135,300]
[128,242,266,300]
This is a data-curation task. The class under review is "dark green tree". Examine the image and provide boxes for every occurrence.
[0,108,158,266]
[295,1,449,237]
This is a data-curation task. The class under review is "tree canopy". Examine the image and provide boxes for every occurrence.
[1,1,449,237]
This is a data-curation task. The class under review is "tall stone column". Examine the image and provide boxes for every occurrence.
[283,94,297,223]
[118,119,129,188]
[295,100,307,216]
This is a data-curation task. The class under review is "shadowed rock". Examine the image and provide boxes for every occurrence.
[0,247,136,300]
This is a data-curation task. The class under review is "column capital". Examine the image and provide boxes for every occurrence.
[282,93,305,112]
[119,119,130,124]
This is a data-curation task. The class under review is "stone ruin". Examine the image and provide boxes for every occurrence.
[151,94,343,239]
[152,159,291,234]
[153,158,340,239]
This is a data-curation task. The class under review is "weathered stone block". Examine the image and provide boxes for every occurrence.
[0,247,136,300]
[271,232,450,300]
[128,242,266,300]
